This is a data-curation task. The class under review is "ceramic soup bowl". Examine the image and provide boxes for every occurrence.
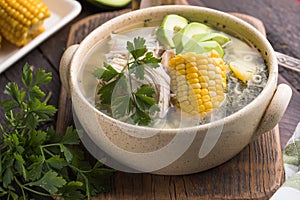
[60,5,292,175]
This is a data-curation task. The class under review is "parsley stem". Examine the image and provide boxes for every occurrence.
[43,147,55,157]
[14,177,26,200]
[82,173,91,200]
[43,91,52,104]
[23,186,53,197]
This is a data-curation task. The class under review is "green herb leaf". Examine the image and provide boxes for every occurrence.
[134,85,159,112]
[46,156,68,170]
[24,112,39,130]
[58,181,85,200]
[96,62,120,82]
[0,99,19,112]
[1,64,112,199]
[27,155,44,181]
[28,98,57,119]
[3,168,13,188]
[127,37,147,59]
[61,126,80,145]
[129,108,152,126]
[29,171,67,194]
[130,62,145,80]
[60,144,73,162]
[98,79,119,105]
[94,37,161,126]
[22,63,33,88]
[13,153,27,179]
[142,52,161,68]
[29,130,47,147]
[111,95,131,119]
[34,68,52,85]
[29,85,46,100]
[4,82,26,105]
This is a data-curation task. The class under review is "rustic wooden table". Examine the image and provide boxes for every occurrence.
[1,0,299,199]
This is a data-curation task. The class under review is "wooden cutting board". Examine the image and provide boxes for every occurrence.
[56,7,283,200]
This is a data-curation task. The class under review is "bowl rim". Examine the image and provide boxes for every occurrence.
[68,5,278,132]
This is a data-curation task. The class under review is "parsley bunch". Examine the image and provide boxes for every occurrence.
[93,37,161,126]
[0,64,113,200]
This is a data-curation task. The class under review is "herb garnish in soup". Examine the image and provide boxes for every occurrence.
[92,14,268,128]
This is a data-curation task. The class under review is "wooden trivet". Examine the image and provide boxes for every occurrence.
[56,8,283,200]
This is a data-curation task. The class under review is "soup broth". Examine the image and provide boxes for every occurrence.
[80,21,268,128]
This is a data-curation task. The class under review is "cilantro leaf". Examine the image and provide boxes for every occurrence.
[29,130,47,147]
[46,156,68,170]
[28,85,46,100]
[29,171,67,194]
[94,37,162,126]
[4,82,26,105]
[3,168,13,188]
[111,95,131,119]
[1,64,113,200]
[22,63,33,88]
[93,62,120,82]
[97,79,119,105]
[60,144,73,162]
[27,155,44,181]
[61,126,80,145]
[130,62,145,80]
[129,108,152,126]
[142,52,161,68]
[127,37,147,59]
[58,181,85,200]
[28,98,57,119]
[34,68,52,85]
[0,99,19,112]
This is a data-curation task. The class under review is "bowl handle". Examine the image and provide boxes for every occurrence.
[252,83,292,140]
[59,44,80,93]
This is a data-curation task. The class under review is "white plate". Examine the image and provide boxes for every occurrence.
[0,0,82,73]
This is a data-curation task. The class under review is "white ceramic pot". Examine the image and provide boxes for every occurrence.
[60,6,292,175]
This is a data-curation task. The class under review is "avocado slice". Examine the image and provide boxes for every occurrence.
[172,22,211,53]
[192,32,230,46]
[182,40,224,57]
[86,0,131,9]
[156,14,189,48]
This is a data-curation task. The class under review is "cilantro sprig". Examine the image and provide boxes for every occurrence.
[93,37,161,126]
[0,64,113,200]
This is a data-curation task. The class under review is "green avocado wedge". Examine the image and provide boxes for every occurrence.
[86,0,132,9]
[182,40,224,57]
[172,22,211,53]
[156,14,189,48]
[191,33,230,46]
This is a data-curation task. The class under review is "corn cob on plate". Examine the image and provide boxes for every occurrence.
[0,0,51,47]
[0,0,81,73]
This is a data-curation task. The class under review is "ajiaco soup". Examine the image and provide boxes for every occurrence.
[82,14,268,128]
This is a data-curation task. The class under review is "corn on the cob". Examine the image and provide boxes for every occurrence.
[0,0,51,47]
[168,50,227,115]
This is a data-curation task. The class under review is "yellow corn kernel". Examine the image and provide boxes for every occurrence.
[186,73,198,80]
[0,0,51,47]
[167,51,227,115]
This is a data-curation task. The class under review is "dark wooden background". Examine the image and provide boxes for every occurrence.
[1,0,299,149]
